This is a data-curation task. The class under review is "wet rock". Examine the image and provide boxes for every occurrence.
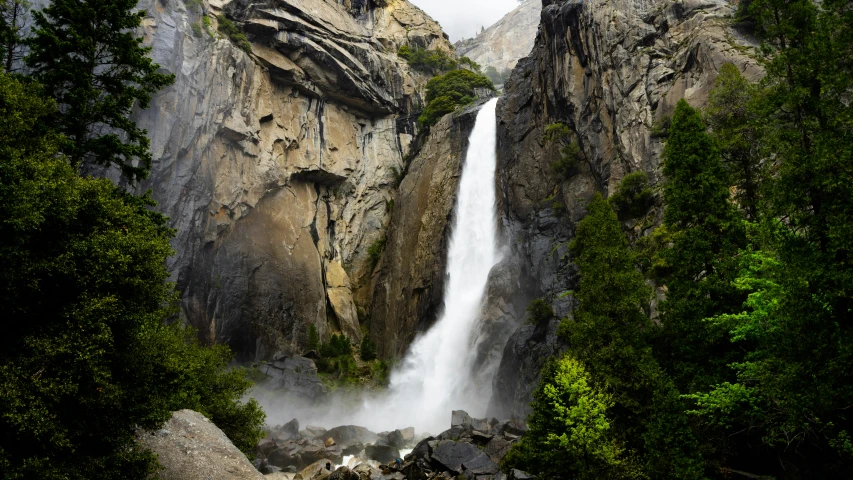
[137,410,264,480]
[342,442,365,456]
[298,459,336,480]
[259,357,327,402]
[430,441,498,475]
[365,444,400,464]
[326,426,380,449]
[484,436,513,465]
[385,430,406,449]
[451,410,473,428]
[328,467,360,480]
[304,426,328,438]
[400,427,415,443]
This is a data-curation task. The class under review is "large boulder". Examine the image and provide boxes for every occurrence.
[325,425,380,449]
[137,410,264,480]
[259,356,327,402]
[430,441,499,475]
[364,444,400,464]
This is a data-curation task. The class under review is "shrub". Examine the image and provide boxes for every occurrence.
[418,69,495,130]
[360,335,378,361]
[397,45,457,74]
[307,324,320,351]
[527,298,553,326]
[368,236,387,270]
[609,172,655,220]
[217,14,251,52]
[319,334,351,358]
[552,143,581,179]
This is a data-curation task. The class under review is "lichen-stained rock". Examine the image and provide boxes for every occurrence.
[368,102,484,357]
[115,0,452,361]
[138,410,265,480]
[489,0,762,418]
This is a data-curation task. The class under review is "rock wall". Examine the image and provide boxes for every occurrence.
[454,0,541,75]
[125,0,451,361]
[488,0,762,419]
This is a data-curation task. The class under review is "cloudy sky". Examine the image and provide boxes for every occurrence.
[409,0,521,42]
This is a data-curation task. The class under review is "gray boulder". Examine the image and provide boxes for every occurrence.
[260,356,327,402]
[137,410,264,480]
[326,425,379,449]
[430,441,498,475]
[364,444,400,464]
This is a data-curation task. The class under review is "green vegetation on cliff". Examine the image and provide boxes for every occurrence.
[508,1,853,478]
[418,69,494,130]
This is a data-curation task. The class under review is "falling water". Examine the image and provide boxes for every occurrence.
[259,99,502,435]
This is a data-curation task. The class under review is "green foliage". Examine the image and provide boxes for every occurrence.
[307,324,320,351]
[418,69,495,130]
[458,56,480,72]
[26,0,175,182]
[0,73,264,479]
[397,44,457,74]
[367,236,387,270]
[543,122,571,143]
[501,355,636,479]
[217,14,251,53]
[543,123,581,180]
[609,172,654,220]
[525,298,553,326]
[319,334,351,359]
[360,335,378,361]
[0,0,29,73]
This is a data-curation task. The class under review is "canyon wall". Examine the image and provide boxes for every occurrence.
[488,0,762,419]
[127,0,453,361]
[455,0,541,75]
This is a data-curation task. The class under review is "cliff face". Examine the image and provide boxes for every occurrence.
[127,0,451,361]
[454,0,541,74]
[488,0,761,418]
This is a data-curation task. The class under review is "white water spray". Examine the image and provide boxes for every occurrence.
[257,99,502,435]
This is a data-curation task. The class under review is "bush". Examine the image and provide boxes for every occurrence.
[397,45,457,74]
[368,236,387,270]
[609,172,655,220]
[552,143,581,179]
[526,298,553,326]
[307,324,320,351]
[319,334,351,358]
[360,335,378,361]
[217,14,251,52]
[418,69,495,130]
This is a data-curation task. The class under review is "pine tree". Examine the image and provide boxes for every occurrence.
[26,0,174,182]
[0,0,29,72]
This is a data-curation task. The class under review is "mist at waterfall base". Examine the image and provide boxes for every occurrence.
[255,99,502,435]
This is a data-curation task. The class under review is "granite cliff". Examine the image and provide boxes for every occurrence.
[487,0,762,418]
[124,0,453,361]
[455,0,541,75]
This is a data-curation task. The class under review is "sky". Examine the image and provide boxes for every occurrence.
[409,0,521,42]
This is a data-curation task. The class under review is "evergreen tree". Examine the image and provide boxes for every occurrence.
[561,193,703,478]
[26,0,174,182]
[0,72,264,479]
[657,99,747,393]
[0,0,29,72]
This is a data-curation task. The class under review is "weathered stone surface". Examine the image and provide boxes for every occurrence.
[110,0,452,362]
[326,425,380,449]
[137,410,264,480]
[430,441,497,475]
[455,0,541,75]
[369,102,484,357]
[364,444,400,464]
[489,0,761,420]
[259,356,327,401]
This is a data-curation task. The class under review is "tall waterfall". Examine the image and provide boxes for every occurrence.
[377,98,501,433]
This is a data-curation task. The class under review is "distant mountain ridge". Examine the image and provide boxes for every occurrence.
[454,0,541,76]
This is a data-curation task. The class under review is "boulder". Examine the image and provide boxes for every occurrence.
[364,444,400,464]
[297,459,336,480]
[385,430,406,449]
[325,438,337,447]
[484,436,513,464]
[342,442,365,456]
[268,419,300,442]
[328,467,360,480]
[326,425,379,449]
[409,437,435,462]
[137,410,264,480]
[260,357,327,402]
[451,410,473,428]
[430,441,498,475]
[509,469,534,480]
[304,425,328,438]
[400,427,416,443]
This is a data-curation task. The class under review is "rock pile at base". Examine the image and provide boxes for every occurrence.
[255,411,532,480]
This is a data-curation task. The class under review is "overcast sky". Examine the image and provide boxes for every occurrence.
[409,0,521,42]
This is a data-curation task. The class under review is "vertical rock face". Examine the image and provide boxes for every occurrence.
[489,0,761,418]
[126,0,451,361]
[454,0,541,74]
[369,103,483,357]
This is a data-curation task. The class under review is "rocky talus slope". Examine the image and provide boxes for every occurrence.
[123,0,451,361]
[454,0,541,75]
[487,0,762,419]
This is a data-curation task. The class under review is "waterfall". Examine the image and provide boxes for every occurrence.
[259,99,502,435]
[349,98,502,434]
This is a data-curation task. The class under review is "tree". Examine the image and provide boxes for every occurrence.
[704,63,766,220]
[0,72,264,479]
[501,355,635,479]
[0,0,29,72]
[609,172,655,220]
[418,69,494,130]
[657,99,747,394]
[562,194,703,478]
[26,0,175,182]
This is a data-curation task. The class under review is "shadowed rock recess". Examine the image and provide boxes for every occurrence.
[487,0,760,419]
[122,0,456,361]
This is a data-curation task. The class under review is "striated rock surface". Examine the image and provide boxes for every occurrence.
[138,409,265,480]
[455,0,541,75]
[120,0,452,361]
[488,0,762,418]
